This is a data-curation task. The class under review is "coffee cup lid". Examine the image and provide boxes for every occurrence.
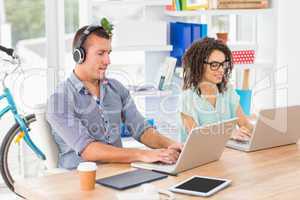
[77,162,97,171]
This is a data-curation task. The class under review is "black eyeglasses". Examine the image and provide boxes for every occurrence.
[204,60,230,71]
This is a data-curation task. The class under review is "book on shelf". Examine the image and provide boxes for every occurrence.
[218,0,268,9]
[175,0,181,10]
[191,23,208,43]
[170,22,208,66]
[168,0,269,10]
[218,3,268,9]
[170,22,191,65]
[181,0,209,10]
[165,1,176,11]
[218,0,265,2]
[170,0,209,11]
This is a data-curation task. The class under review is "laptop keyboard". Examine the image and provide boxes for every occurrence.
[136,162,176,171]
[229,138,250,144]
[227,139,250,149]
[153,161,169,165]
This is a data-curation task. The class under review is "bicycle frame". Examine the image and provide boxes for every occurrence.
[0,86,46,160]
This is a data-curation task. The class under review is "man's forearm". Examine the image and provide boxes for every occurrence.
[140,128,175,149]
[81,141,144,163]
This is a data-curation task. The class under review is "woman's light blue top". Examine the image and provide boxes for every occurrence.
[179,85,240,142]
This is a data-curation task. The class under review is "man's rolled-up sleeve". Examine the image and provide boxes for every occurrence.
[46,91,95,156]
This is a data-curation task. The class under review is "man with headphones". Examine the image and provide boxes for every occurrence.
[46,22,182,170]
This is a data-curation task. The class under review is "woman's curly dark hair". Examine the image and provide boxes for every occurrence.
[182,37,233,96]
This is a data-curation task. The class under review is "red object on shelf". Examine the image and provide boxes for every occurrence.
[232,50,255,64]
[165,5,175,11]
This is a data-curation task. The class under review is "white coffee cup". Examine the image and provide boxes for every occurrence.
[77,162,97,190]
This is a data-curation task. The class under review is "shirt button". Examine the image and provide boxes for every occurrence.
[91,126,98,133]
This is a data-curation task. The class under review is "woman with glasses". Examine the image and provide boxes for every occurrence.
[179,37,253,142]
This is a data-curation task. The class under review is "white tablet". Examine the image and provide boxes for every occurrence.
[169,176,231,197]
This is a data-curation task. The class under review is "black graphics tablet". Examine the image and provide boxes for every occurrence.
[96,169,168,190]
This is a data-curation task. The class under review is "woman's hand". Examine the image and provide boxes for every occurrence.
[231,126,252,142]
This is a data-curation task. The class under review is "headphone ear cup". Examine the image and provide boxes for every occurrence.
[73,47,86,64]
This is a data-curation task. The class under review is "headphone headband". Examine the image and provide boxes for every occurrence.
[75,25,100,50]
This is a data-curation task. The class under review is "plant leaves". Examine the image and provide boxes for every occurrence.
[101,17,113,37]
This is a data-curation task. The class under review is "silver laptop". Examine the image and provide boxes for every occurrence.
[227,105,300,152]
[131,118,237,175]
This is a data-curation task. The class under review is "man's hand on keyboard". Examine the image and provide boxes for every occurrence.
[167,142,183,153]
[139,148,180,164]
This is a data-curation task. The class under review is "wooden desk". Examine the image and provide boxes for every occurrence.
[15,144,300,200]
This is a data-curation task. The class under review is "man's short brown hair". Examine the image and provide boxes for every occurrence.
[72,25,111,51]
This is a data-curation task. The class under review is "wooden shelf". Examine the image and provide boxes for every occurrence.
[112,43,258,54]
[228,42,258,51]
[234,61,274,70]
[112,45,173,52]
[165,8,273,17]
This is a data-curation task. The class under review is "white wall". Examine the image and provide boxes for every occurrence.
[277,0,300,106]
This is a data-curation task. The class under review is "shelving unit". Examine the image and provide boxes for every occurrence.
[165,8,274,17]
[164,5,277,113]
[81,0,278,134]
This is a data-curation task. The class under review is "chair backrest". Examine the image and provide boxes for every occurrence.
[29,110,59,170]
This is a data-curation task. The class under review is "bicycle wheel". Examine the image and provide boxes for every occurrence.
[0,114,45,196]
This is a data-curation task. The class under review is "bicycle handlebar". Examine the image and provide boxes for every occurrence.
[0,45,17,58]
[0,45,21,88]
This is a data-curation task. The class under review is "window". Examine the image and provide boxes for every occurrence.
[0,0,46,188]
[3,0,47,108]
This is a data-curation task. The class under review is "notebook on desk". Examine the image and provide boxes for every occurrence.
[227,105,300,152]
[131,118,237,175]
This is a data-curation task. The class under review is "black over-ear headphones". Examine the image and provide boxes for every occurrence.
[73,25,100,64]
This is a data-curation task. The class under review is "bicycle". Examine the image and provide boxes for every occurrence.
[0,45,46,196]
